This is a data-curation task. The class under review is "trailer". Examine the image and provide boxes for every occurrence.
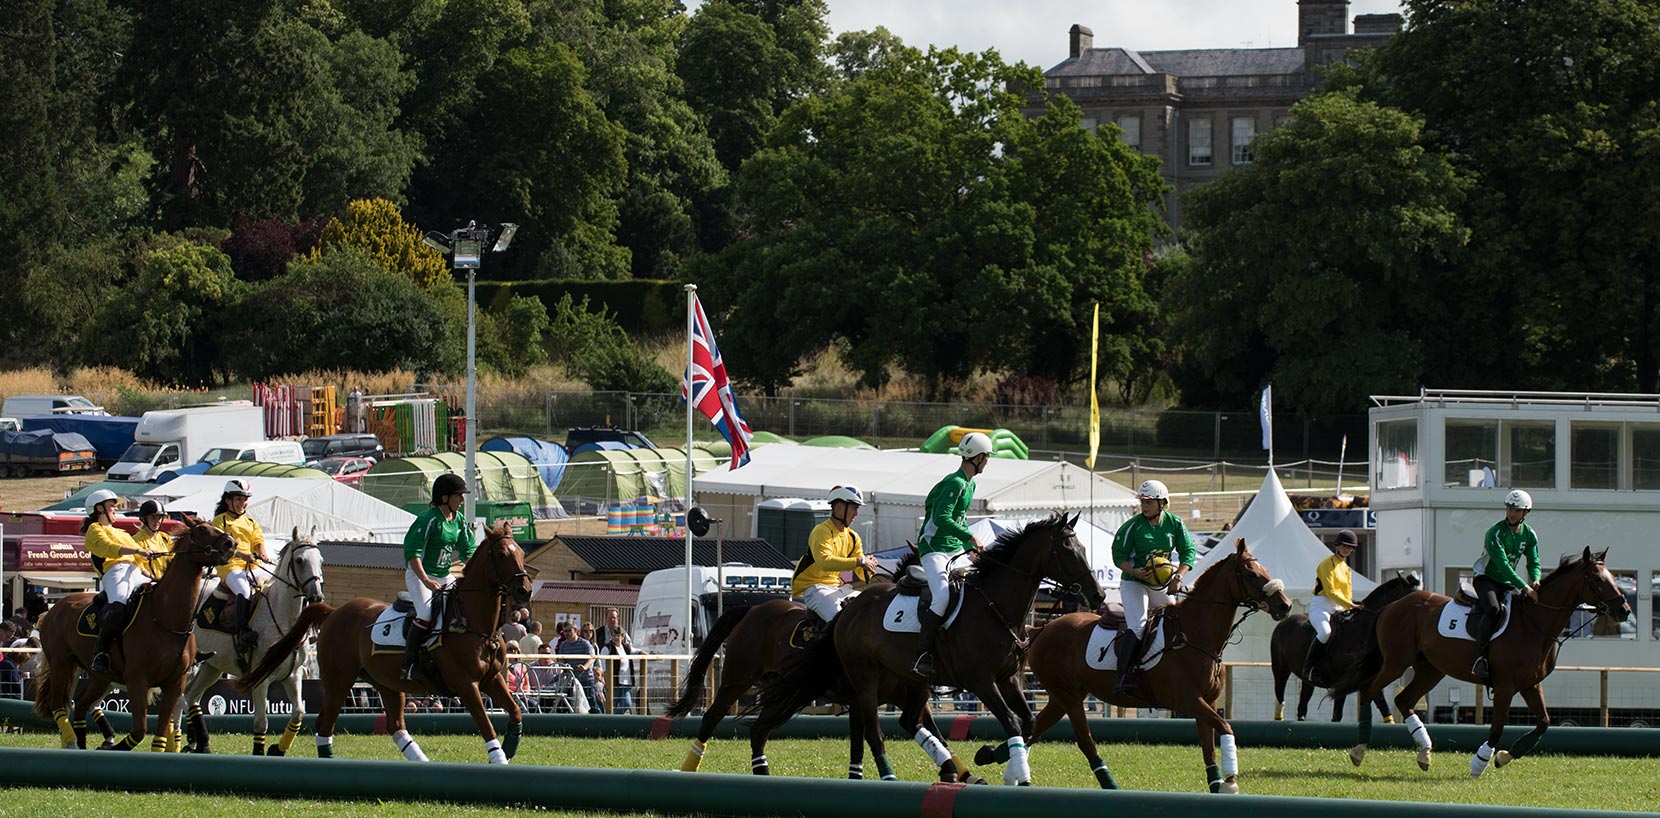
[0,430,98,477]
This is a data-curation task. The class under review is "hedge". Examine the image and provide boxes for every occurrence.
[475,278,685,334]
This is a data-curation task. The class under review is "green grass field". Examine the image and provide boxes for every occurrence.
[2,732,1657,815]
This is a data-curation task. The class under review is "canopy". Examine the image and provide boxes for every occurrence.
[556,447,720,510]
[207,461,331,480]
[480,436,570,490]
[359,450,560,517]
[140,475,416,547]
[1190,469,1377,601]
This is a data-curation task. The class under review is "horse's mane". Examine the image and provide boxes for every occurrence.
[1541,550,1599,586]
[970,512,1070,585]
[1358,573,1419,607]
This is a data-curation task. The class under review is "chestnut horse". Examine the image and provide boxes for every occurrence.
[987,540,1292,794]
[664,596,984,782]
[1268,573,1419,722]
[755,514,1104,786]
[32,516,237,751]
[238,523,531,763]
[1336,547,1630,777]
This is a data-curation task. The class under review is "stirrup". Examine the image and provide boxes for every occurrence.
[90,652,111,672]
[1471,656,1490,679]
[912,653,935,678]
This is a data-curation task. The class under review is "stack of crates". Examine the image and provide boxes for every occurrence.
[254,384,339,438]
[369,399,450,455]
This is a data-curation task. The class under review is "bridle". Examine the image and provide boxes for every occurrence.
[448,534,531,637]
[264,540,325,605]
[971,523,1101,647]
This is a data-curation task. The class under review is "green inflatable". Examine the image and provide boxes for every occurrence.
[919,426,1028,459]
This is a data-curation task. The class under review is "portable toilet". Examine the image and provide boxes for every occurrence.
[754,498,831,562]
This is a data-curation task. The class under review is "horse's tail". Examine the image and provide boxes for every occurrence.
[752,626,842,733]
[665,605,753,718]
[235,602,333,694]
[31,608,62,721]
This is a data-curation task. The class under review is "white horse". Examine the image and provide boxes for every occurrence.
[175,528,326,755]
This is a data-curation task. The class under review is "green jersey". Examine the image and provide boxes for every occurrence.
[404,506,477,576]
[918,469,976,556]
[1112,511,1196,588]
[1474,520,1540,590]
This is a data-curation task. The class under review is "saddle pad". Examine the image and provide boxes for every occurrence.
[788,618,821,649]
[1435,599,1513,642]
[76,592,147,638]
[369,605,445,654]
[195,592,264,634]
[881,590,965,634]
[1084,620,1166,673]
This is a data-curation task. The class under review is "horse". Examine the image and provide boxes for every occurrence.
[237,523,531,763]
[175,527,327,755]
[665,595,985,782]
[754,513,1104,786]
[1268,573,1419,722]
[32,516,237,751]
[1336,547,1630,777]
[989,539,1292,794]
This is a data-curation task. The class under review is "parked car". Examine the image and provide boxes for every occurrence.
[302,433,385,464]
[318,456,374,487]
[2,394,108,417]
[195,440,307,466]
[564,426,657,451]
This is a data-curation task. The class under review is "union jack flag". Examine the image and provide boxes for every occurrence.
[682,294,754,469]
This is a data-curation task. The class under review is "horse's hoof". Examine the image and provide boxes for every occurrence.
[1493,750,1512,768]
[1016,781,1032,787]
[1417,748,1432,771]
[1349,745,1366,766]
[267,747,285,757]
[1384,716,1396,724]
[974,743,998,766]
[965,774,987,786]
[1219,779,1240,794]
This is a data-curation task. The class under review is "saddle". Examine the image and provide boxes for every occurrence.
[1453,580,1508,639]
[370,592,452,654]
[196,590,264,635]
[75,587,152,638]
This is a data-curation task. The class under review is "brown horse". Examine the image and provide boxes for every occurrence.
[1337,547,1630,777]
[990,540,1292,794]
[32,516,237,751]
[238,523,531,763]
[1268,573,1419,722]
[664,597,984,782]
[755,513,1104,786]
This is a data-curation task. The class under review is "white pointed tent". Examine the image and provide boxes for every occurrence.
[1190,469,1376,601]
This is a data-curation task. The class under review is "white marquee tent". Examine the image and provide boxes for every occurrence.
[692,446,1138,552]
[1190,469,1376,601]
[141,475,416,549]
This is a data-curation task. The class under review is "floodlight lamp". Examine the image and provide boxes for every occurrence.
[452,237,483,269]
[422,232,451,253]
[492,223,519,253]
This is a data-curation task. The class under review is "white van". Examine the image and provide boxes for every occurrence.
[196,440,307,467]
[631,563,796,654]
[2,395,108,417]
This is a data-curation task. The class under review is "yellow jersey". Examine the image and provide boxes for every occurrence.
[213,512,266,579]
[790,520,865,598]
[133,527,174,579]
[84,523,142,577]
[1315,554,1354,609]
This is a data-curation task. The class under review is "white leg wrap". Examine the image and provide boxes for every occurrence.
[848,762,863,779]
[1470,741,1493,778]
[688,739,707,757]
[1219,733,1239,778]
[914,728,952,767]
[751,755,769,771]
[485,737,507,765]
[393,729,429,762]
[316,735,333,749]
[1405,714,1432,751]
[1003,737,1031,786]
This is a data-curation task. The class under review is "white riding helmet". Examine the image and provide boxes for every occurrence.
[86,489,122,510]
[223,478,253,497]
[1137,480,1170,501]
[1504,489,1533,510]
[957,432,994,459]
[827,485,866,506]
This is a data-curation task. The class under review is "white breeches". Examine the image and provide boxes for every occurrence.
[920,551,972,615]
[102,562,146,605]
[405,568,457,623]
[1308,595,1345,643]
[797,584,859,621]
[224,565,271,599]
[1121,581,1172,636]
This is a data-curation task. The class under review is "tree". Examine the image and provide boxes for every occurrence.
[478,295,550,377]
[545,293,677,392]
[316,198,449,287]
[1175,91,1470,412]
[87,236,244,386]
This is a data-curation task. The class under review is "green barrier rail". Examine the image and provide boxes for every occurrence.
[4,699,1658,757]
[0,747,1648,818]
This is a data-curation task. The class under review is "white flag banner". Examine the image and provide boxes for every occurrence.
[1259,384,1273,455]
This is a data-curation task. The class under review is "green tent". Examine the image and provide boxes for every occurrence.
[360,450,558,513]
[554,446,720,505]
[749,431,796,446]
[44,481,151,511]
[206,461,331,480]
[801,435,874,449]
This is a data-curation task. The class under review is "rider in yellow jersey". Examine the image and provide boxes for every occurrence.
[82,490,169,671]
[1303,529,1357,685]
[791,485,878,621]
[213,479,271,654]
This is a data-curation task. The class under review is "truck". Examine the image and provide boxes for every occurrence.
[631,563,795,654]
[105,405,266,483]
[20,414,141,466]
[0,430,98,477]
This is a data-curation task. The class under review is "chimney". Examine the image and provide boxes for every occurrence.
[1069,24,1094,59]
[1297,0,1349,45]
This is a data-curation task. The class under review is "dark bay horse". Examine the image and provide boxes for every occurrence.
[665,596,983,782]
[238,523,531,763]
[1269,573,1418,722]
[33,516,236,751]
[755,513,1104,785]
[997,540,1292,794]
[1337,547,1630,777]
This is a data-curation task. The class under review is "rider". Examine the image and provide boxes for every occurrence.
[402,473,477,680]
[214,478,272,656]
[1303,529,1358,686]
[133,500,174,578]
[790,485,879,622]
[1470,489,1541,680]
[911,432,993,678]
[1111,479,1195,687]
[83,490,170,671]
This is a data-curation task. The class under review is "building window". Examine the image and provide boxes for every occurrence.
[1635,425,1660,490]
[1374,419,1418,489]
[1189,118,1212,166]
[1116,115,1141,150]
[1504,421,1556,489]
[1569,422,1620,490]
[1080,117,1098,134]
[1231,116,1256,164]
[1444,419,1498,487]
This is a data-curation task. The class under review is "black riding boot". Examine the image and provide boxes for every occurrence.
[89,602,129,672]
[402,621,433,681]
[230,596,258,657]
[1303,639,1329,686]
[1470,627,1494,680]
[912,608,943,678]
[1114,631,1142,693]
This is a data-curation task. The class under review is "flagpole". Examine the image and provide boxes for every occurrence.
[683,283,697,657]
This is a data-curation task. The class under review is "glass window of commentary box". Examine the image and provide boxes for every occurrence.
[1651,572,1659,641]
[1569,422,1620,490]
[1189,118,1212,166]
[1374,418,1418,489]
[1504,421,1555,489]
[1563,570,1636,640]
[1444,419,1498,487]
[1633,425,1660,490]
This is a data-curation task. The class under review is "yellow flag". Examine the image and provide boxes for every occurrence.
[1087,303,1100,470]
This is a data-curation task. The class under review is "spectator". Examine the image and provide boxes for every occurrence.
[554,621,599,710]
[580,623,597,646]
[500,609,527,644]
[0,622,18,698]
[599,628,634,715]
[24,591,48,625]
[593,607,630,650]
[519,621,545,659]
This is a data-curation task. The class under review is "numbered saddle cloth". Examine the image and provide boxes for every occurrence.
[1436,598,1513,641]
[1084,618,1167,673]
[369,595,448,654]
[880,588,965,634]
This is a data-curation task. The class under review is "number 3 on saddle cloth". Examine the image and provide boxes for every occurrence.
[879,565,966,634]
[75,589,153,638]
[369,591,458,654]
